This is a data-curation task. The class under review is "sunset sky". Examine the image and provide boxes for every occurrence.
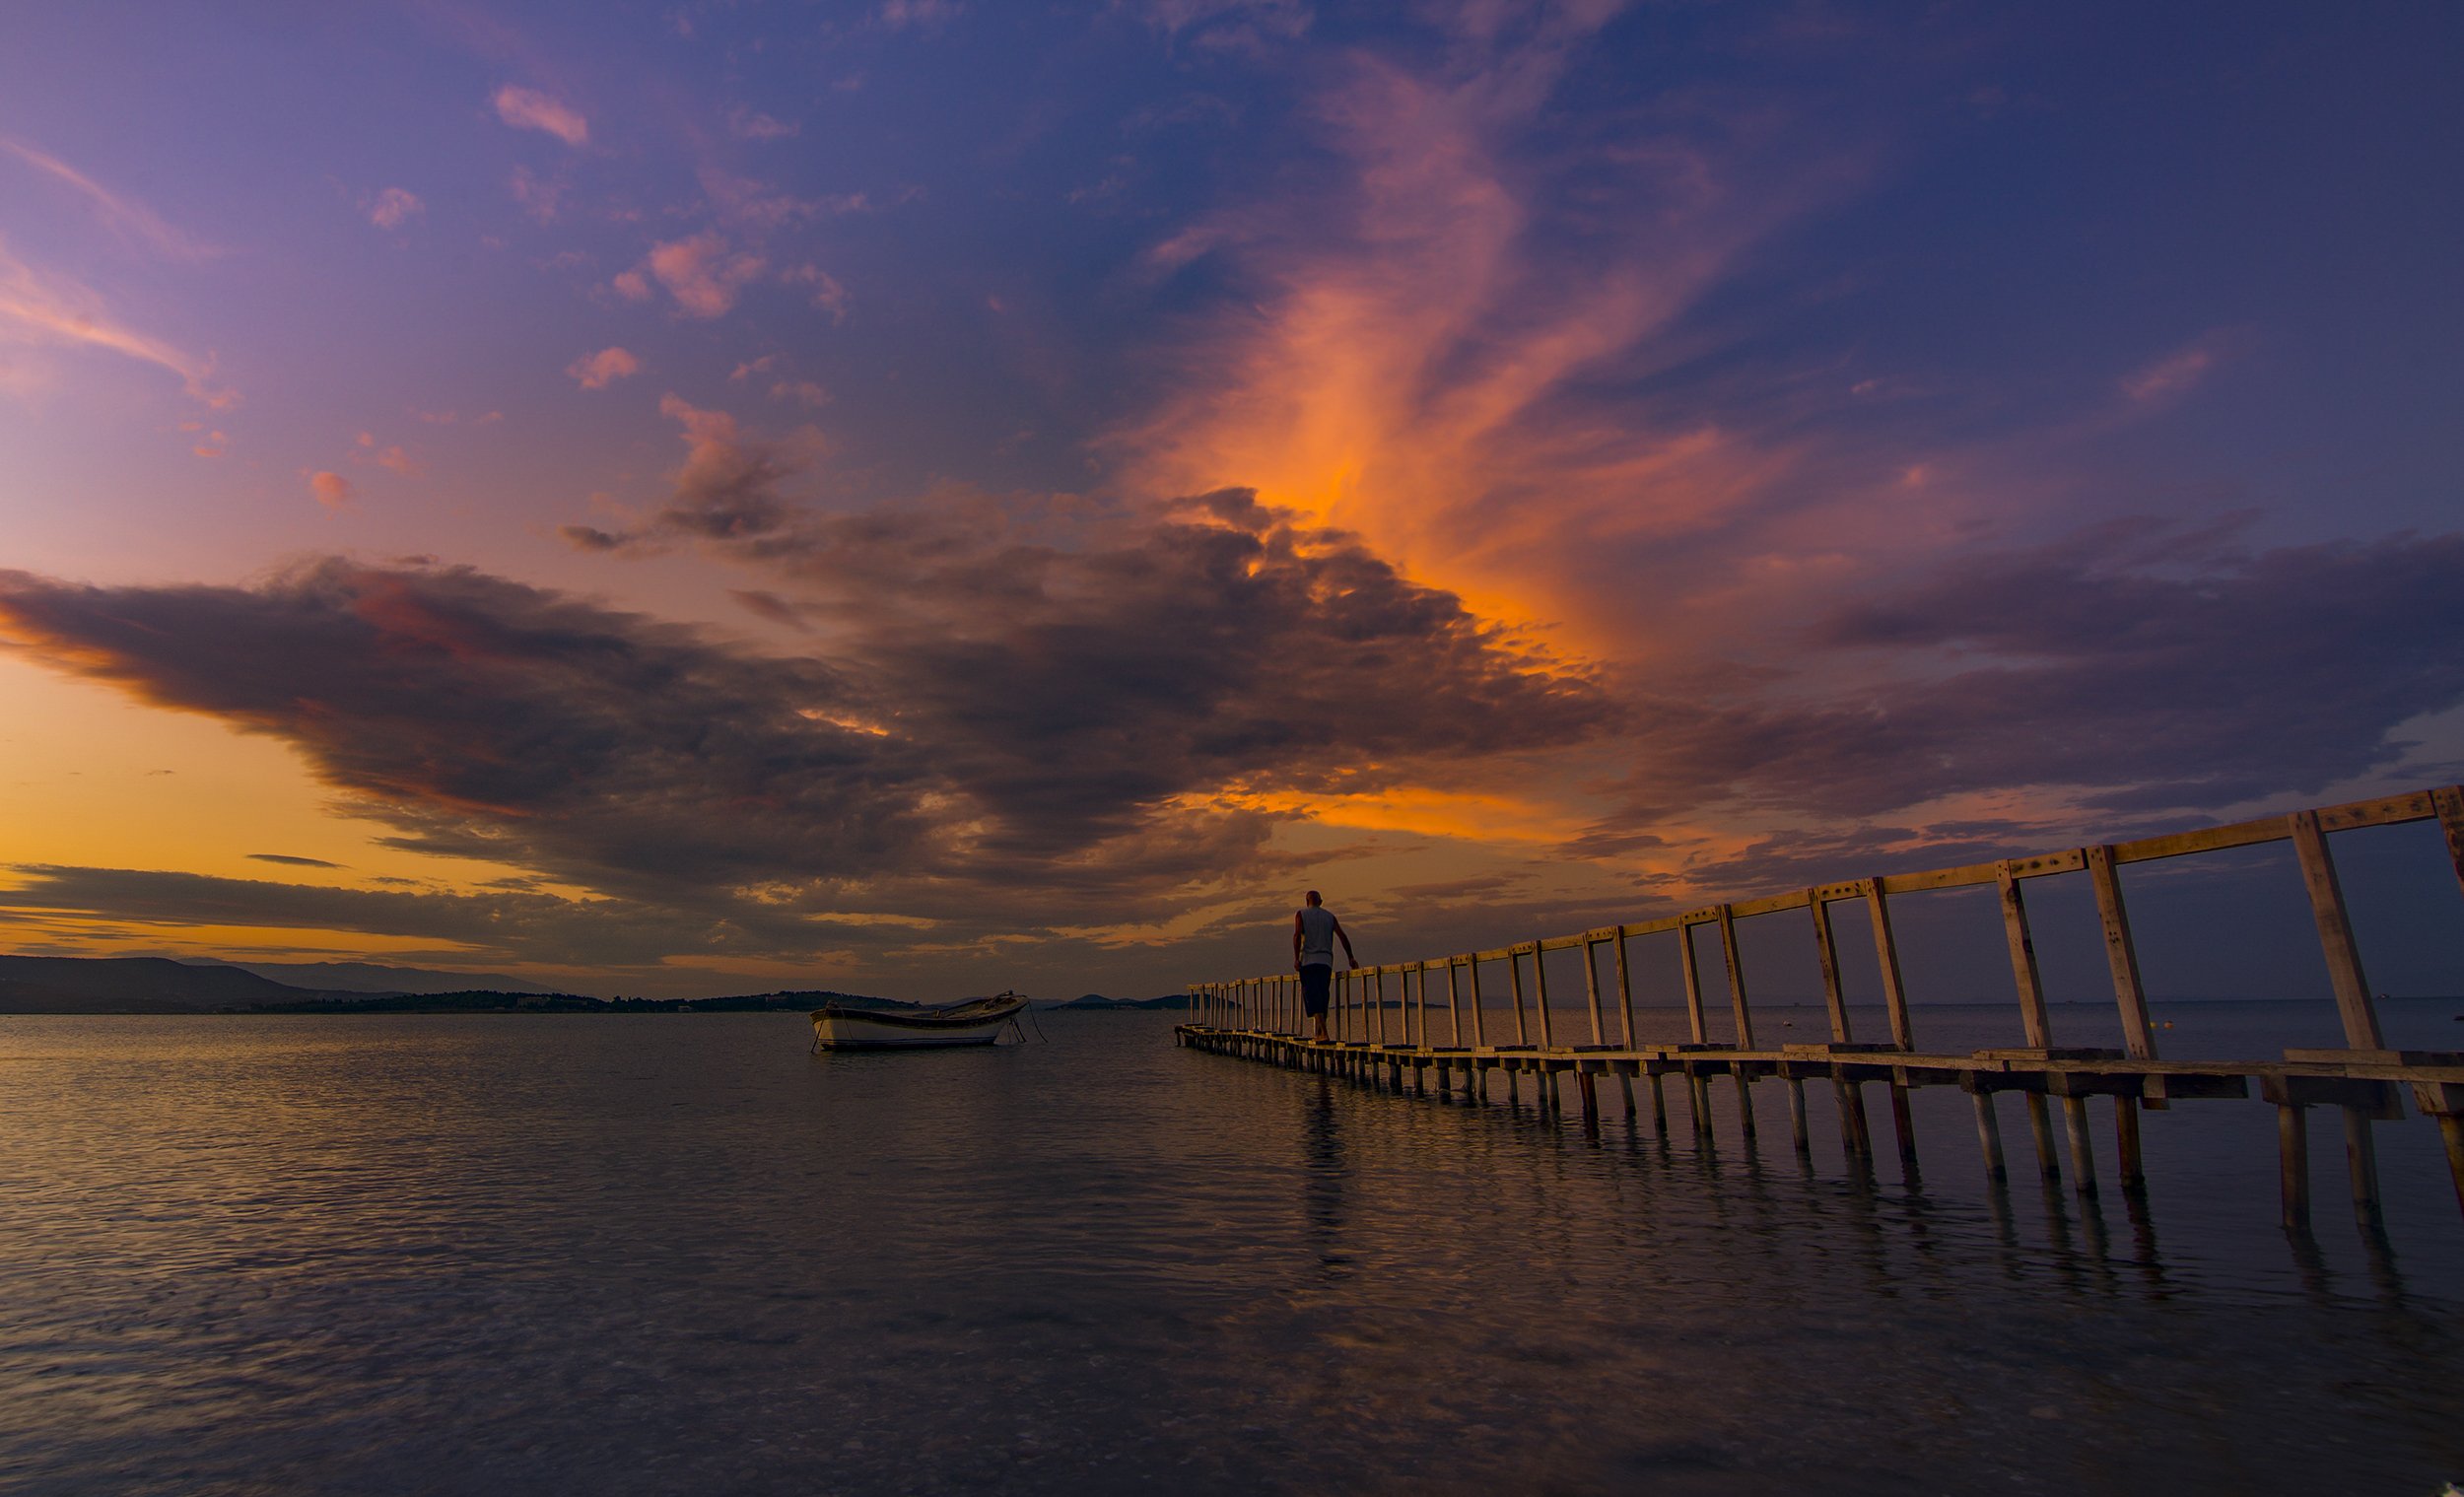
[3,2,2459,1000]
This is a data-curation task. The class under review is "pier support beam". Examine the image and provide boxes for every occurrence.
[2024,1094,2062,1184]
[2061,1096,2098,1196]
[2278,1105,2311,1229]
[2343,1109,2384,1228]
[1836,1079,1872,1167]
[1971,1092,2007,1183]
[2115,1098,2147,1193]
[1888,1084,1918,1170]
[2436,1113,2464,1222]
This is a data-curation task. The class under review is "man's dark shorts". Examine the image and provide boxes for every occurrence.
[1299,963,1333,1016]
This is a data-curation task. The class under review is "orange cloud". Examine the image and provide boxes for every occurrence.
[308,470,355,510]
[646,234,765,318]
[566,346,642,389]
[510,166,564,223]
[1105,41,1853,651]
[783,263,848,322]
[493,86,588,147]
[0,238,236,407]
[366,186,424,230]
[1,138,218,261]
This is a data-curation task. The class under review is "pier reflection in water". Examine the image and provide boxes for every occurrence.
[0,1007,2458,1495]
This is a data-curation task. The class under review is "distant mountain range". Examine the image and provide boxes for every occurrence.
[188,958,557,994]
[1038,993,1192,1011]
[0,955,1198,1015]
[0,955,899,1014]
[0,956,322,1013]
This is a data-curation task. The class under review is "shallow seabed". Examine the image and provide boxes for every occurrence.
[1,1005,2459,1495]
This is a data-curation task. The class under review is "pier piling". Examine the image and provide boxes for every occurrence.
[1972,1092,2008,1182]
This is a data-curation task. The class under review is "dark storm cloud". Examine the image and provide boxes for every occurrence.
[0,559,937,903]
[1592,523,2464,826]
[579,478,1620,859]
[247,853,342,868]
[0,497,1611,935]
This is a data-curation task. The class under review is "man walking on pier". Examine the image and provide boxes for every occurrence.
[1292,890,1356,1043]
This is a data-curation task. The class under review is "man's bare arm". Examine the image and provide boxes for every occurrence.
[1293,911,1305,970]
[1335,919,1357,970]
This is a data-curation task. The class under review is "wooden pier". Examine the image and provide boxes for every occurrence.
[1178,786,2464,1233]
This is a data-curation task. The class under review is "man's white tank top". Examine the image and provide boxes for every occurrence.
[1297,905,1337,965]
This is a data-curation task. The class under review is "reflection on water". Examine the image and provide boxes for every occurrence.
[0,1007,2458,1495]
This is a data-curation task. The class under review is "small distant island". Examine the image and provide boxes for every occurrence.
[0,953,1189,1015]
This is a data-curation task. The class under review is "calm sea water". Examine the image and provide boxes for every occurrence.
[1,1001,2459,1495]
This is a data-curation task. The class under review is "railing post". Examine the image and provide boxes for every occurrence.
[2086,845,2158,1060]
[1862,878,1915,1050]
[1506,948,1530,1045]
[1809,890,1853,1044]
[1677,917,1710,1044]
[1612,928,1637,1047]
[1530,943,1554,1047]
[1467,957,1487,1047]
[1447,958,1464,1047]
[1716,903,1754,1050]
[1581,936,1606,1046]
[2290,808,2385,1050]
[1996,859,2053,1048]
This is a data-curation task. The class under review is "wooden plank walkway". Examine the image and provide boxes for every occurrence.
[1178,785,2464,1233]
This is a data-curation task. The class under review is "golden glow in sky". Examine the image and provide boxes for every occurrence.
[3,3,2460,996]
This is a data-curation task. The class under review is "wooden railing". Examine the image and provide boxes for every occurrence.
[1181,786,2464,1231]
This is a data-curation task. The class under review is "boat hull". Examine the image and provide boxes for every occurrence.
[810,1014,1010,1050]
[808,993,1028,1051]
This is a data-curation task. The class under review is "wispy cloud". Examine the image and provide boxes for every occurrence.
[878,0,960,32]
[1,138,219,261]
[1569,521,2464,836]
[727,108,798,142]
[1110,14,1870,649]
[566,346,641,389]
[782,263,848,322]
[351,432,423,476]
[365,186,425,230]
[307,470,355,510]
[1142,0,1312,56]
[644,232,766,318]
[0,237,235,406]
[493,85,589,147]
[2119,329,2244,405]
[509,165,565,222]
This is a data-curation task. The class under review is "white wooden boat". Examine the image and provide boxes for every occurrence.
[809,991,1027,1051]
